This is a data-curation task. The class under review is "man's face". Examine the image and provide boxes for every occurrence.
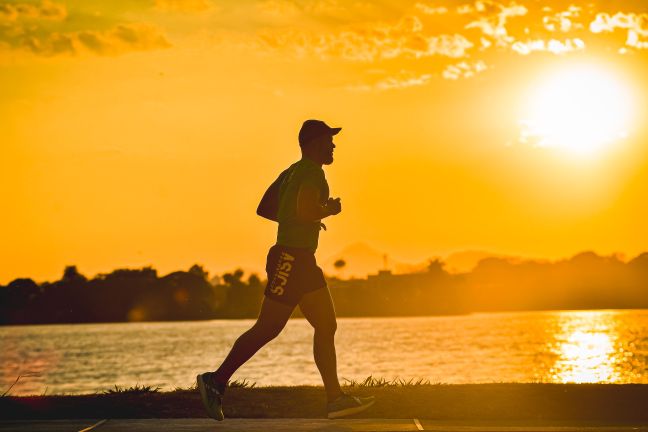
[312,134,336,165]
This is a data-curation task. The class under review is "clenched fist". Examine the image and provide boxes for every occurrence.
[326,197,342,215]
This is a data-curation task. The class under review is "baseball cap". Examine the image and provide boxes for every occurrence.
[298,119,342,146]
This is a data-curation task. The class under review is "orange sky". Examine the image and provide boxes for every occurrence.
[1,0,647,284]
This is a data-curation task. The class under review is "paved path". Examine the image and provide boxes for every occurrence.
[1,419,647,432]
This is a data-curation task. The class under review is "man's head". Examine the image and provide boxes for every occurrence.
[298,119,341,165]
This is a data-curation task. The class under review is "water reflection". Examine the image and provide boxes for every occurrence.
[2,310,647,395]
[550,311,622,383]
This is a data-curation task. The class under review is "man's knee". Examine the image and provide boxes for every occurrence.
[250,321,284,342]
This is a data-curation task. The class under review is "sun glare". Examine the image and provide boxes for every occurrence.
[520,65,634,158]
[550,311,622,383]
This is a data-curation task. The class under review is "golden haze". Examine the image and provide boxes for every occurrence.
[1,0,647,284]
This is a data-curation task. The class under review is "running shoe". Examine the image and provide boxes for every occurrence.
[327,393,375,419]
[196,372,225,421]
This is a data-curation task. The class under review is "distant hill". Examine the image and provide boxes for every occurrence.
[325,245,522,277]
[442,250,501,274]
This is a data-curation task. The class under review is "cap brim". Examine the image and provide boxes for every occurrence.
[330,127,342,136]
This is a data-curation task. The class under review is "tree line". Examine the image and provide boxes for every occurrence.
[1,250,647,325]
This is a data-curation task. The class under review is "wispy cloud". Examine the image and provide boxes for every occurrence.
[590,12,647,34]
[348,70,433,91]
[542,6,583,33]
[0,0,66,22]
[3,0,646,84]
[257,0,301,19]
[461,0,528,46]
[0,1,171,57]
[415,3,449,15]
[1,22,171,56]
[512,38,585,55]
[154,0,214,13]
[252,0,374,23]
[590,12,648,49]
[442,60,487,79]
[259,15,474,61]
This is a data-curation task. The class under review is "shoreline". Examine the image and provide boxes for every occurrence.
[2,383,647,421]
[2,308,647,327]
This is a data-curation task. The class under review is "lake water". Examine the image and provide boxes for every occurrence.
[2,309,648,396]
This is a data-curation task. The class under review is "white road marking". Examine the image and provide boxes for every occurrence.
[78,419,108,432]
[413,417,424,430]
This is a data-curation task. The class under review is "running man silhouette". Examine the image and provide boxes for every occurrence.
[197,119,375,420]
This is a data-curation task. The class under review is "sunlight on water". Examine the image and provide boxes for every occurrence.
[550,311,621,383]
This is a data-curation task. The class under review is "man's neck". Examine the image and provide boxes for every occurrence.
[301,154,322,167]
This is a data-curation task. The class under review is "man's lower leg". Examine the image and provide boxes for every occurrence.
[313,330,344,402]
[212,325,277,385]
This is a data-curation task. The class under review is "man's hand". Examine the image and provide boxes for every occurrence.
[297,183,341,221]
[326,197,342,215]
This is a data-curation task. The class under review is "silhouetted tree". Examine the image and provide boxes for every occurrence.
[334,259,346,269]
[62,265,87,283]
[2,249,648,325]
[222,270,263,318]
[189,264,209,281]
[222,269,245,287]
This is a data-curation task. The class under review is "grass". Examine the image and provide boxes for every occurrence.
[1,372,42,397]
[1,377,648,422]
[102,384,162,395]
[342,376,433,387]
[1,377,257,398]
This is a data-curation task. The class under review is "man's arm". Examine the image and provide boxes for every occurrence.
[256,174,285,222]
[296,183,341,222]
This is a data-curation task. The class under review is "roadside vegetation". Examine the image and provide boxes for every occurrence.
[2,375,647,422]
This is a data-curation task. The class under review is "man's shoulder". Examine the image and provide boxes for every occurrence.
[290,159,324,177]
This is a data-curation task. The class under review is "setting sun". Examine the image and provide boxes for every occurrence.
[520,65,634,158]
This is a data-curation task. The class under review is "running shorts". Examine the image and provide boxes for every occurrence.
[264,244,327,307]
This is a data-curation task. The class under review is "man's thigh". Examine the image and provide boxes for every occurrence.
[298,287,337,332]
[256,295,295,333]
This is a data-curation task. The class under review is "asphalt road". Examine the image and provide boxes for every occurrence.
[1,419,647,432]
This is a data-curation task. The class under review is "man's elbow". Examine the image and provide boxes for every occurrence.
[257,204,277,221]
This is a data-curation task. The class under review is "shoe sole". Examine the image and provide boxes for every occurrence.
[327,399,375,419]
[196,374,224,421]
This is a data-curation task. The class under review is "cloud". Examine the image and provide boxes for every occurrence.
[461,0,528,46]
[512,38,585,55]
[154,0,213,13]
[310,0,348,16]
[0,0,66,22]
[542,6,583,32]
[348,70,433,91]
[257,0,301,19]
[5,23,171,56]
[590,12,648,49]
[626,29,648,49]
[415,3,449,15]
[259,15,474,61]
[441,60,487,79]
[589,12,647,34]
[0,0,172,57]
